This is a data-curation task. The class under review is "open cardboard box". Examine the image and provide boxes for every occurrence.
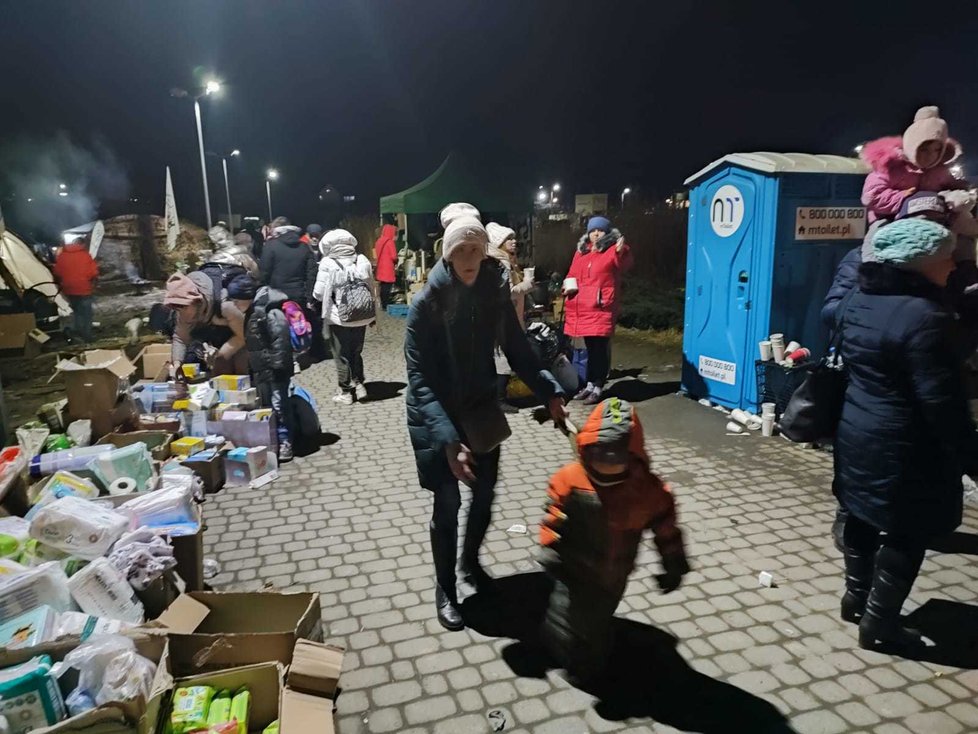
[152,591,322,676]
[0,633,168,734]
[281,639,345,734]
[96,429,175,462]
[55,349,136,417]
[134,343,171,381]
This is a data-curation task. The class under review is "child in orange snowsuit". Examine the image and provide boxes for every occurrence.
[539,397,689,677]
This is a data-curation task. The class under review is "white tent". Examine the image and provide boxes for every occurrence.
[0,229,71,317]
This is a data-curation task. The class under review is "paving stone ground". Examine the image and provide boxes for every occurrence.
[203,316,978,734]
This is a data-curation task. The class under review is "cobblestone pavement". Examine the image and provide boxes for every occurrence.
[204,316,978,734]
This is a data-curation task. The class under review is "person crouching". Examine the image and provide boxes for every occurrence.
[227,274,295,462]
[539,397,689,683]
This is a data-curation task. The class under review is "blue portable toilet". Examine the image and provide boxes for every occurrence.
[682,152,870,411]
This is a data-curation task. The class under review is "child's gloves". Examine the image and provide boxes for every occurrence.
[656,553,691,594]
[941,189,977,214]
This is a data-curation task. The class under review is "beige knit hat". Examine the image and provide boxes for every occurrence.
[903,106,949,168]
[440,202,488,261]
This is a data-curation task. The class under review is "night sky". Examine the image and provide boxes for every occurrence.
[3,0,978,229]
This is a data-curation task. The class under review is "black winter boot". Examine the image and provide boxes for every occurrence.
[430,521,463,630]
[461,495,494,594]
[858,545,925,651]
[435,584,464,631]
[841,542,874,623]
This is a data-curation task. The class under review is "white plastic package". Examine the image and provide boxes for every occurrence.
[0,517,30,559]
[29,496,130,560]
[15,424,49,459]
[66,558,144,624]
[119,485,198,536]
[54,611,133,641]
[0,562,73,621]
[58,634,157,706]
[65,419,92,448]
[108,527,176,590]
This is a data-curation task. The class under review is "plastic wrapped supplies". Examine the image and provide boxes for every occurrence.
[91,442,154,493]
[65,419,92,448]
[0,655,67,730]
[0,563,73,621]
[26,471,100,515]
[107,528,176,590]
[66,559,145,624]
[0,518,29,560]
[29,496,129,560]
[15,422,49,459]
[58,635,157,708]
[119,484,198,536]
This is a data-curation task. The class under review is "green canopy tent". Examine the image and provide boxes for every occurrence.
[379,152,530,215]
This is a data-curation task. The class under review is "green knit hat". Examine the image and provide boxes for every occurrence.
[873,218,955,268]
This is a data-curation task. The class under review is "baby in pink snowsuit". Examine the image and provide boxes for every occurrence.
[861,106,978,247]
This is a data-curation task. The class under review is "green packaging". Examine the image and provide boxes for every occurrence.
[207,689,232,725]
[229,688,250,734]
[263,721,279,734]
[170,685,215,733]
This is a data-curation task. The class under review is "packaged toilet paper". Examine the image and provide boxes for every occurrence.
[91,442,154,492]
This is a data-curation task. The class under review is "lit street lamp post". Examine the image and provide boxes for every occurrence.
[621,187,632,208]
[266,169,279,221]
[171,79,221,229]
[221,149,240,227]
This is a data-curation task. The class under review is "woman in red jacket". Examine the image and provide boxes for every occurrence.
[52,236,99,343]
[373,223,399,309]
[563,216,633,404]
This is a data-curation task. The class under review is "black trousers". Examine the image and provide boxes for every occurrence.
[430,448,500,599]
[585,336,612,387]
[379,282,394,310]
[329,325,366,391]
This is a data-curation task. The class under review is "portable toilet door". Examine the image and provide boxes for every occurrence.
[682,166,773,409]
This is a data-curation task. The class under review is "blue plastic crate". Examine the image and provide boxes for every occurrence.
[387,303,409,318]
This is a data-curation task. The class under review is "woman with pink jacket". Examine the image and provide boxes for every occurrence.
[563,216,633,404]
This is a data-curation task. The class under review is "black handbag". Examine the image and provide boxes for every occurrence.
[780,289,858,443]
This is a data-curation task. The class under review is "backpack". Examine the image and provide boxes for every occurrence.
[332,259,376,323]
[280,301,312,356]
[288,383,321,437]
[197,262,248,319]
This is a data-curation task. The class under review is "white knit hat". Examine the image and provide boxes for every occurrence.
[486,222,516,249]
[440,202,488,261]
[321,228,357,258]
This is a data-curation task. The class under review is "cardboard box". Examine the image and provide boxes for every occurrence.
[225,447,275,486]
[56,349,136,418]
[156,661,282,734]
[77,395,139,440]
[154,591,321,676]
[211,375,251,391]
[0,312,37,350]
[171,436,205,457]
[96,430,174,462]
[181,448,227,494]
[281,639,345,734]
[217,388,258,408]
[135,343,171,381]
[182,414,279,453]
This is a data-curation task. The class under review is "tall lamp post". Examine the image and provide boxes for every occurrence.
[621,187,632,209]
[551,182,561,207]
[221,149,240,226]
[171,79,221,229]
[266,169,279,222]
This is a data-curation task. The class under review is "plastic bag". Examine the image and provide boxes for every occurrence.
[66,419,92,448]
[29,496,130,559]
[0,517,30,559]
[43,434,74,452]
[16,422,49,459]
[91,442,154,493]
[0,562,73,619]
[58,634,157,706]
[119,484,198,536]
[107,527,176,590]
[27,470,100,515]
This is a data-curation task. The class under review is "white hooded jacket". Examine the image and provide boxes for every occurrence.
[313,230,376,327]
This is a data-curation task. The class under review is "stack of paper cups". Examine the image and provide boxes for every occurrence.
[759,340,773,361]
[785,340,801,354]
[761,402,776,418]
[770,334,786,362]
[761,415,775,437]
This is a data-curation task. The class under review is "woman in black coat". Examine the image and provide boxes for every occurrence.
[405,203,566,631]
[834,217,978,651]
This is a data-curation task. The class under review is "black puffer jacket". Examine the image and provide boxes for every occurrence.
[405,258,562,490]
[260,228,317,303]
[834,262,978,538]
[244,286,292,379]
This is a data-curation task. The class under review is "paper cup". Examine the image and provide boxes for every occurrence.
[730,409,750,425]
[761,402,776,417]
[761,416,775,437]
[787,347,810,363]
[563,277,578,294]
[785,341,801,354]
[746,415,763,431]
[769,333,784,344]
[772,343,786,362]
[524,267,535,283]
[759,340,773,361]
[726,421,745,434]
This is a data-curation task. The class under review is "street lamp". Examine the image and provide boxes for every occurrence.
[214,149,241,228]
[170,78,222,229]
[535,190,548,204]
[550,183,561,206]
[266,169,279,221]
[621,187,632,208]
